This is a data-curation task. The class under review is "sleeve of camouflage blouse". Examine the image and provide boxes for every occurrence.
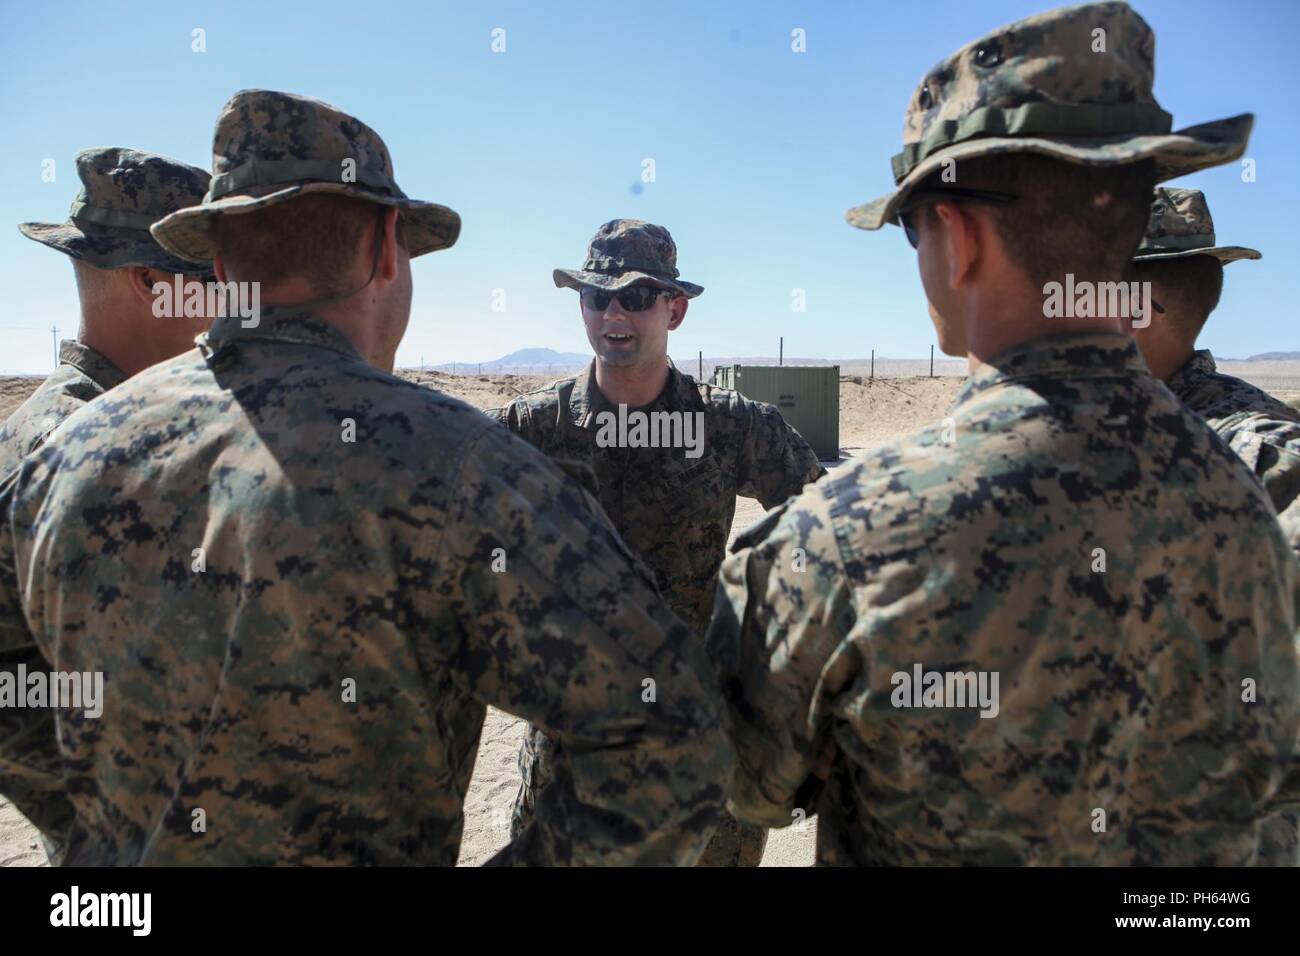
[436,424,733,866]
[486,399,529,437]
[0,474,32,655]
[735,399,827,510]
[0,471,74,841]
[706,495,856,829]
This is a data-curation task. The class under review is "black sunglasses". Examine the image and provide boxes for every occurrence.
[580,285,676,312]
[897,187,1019,248]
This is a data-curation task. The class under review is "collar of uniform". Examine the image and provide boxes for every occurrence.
[1167,349,1218,397]
[567,361,601,427]
[957,332,1147,406]
[567,360,689,427]
[200,307,363,360]
[59,340,127,391]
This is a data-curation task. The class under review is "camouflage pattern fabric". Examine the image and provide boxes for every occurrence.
[1169,351,1300,557]
[707,333,1300,866]
[0,340,126,857]
[553,219,704,299]
[6,146,208,858]
[493,362,824,635]
[151,90,461,263]
[18,147,212,275]
[1133,187,1260,263]
[494,360,824,864]
[509,723,765,866]
[0,341,126,482]
[0,308,732,866]
[846,2,1253,231]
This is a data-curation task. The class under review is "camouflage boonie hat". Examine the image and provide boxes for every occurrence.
[18,147,212,274]
[1132,187,1260,264]
[846,2,1253,231]
[151,90,461,262]
[554,219,703,299]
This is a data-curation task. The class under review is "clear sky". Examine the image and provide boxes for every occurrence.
[1,0,1294,373]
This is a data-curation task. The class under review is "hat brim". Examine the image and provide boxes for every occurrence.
[150,182,462,262]
[18,221,212,274]
[845,114,1254,232]
[552,268,703,299]
[1132,245,1261,265]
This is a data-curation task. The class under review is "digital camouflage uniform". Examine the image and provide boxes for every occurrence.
[0,90,732,866]
[1168,352,1300,555]
[0,147,210,860]
[710,333,1298,865]
[3,144,213,481]
[1134,187,1300,863]
[1132,187,1300,557]
[708,3,1299,865]
[0,342,125,482]
[496,220,825,865]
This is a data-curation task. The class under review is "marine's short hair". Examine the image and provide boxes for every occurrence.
[213,193,406,297]
[1130,255,1226,337]
[918,155,1157,294]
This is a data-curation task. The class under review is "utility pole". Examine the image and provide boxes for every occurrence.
[779,337,783,366]
[930,345,934,377]
[698,350,702,381]
[870,349,874,381]
[51,325,59,368]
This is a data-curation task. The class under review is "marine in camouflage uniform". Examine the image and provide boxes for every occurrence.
[0,147,211,861]
[1130,187,1300,555]
[495,220,824,865]
[1,147,212,480]
[0,90,732,865]
[1130,188,1300,864]
[706,2,1299,865]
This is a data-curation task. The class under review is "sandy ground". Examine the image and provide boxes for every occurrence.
[0,360,1293,866]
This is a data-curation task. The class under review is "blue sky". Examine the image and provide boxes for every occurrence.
[1,0,1294,373]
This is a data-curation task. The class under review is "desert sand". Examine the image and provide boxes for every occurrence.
[1,360,1294,866]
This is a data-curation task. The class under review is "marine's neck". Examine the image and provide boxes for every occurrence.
[79,310,166,379]
[965,304,1125,375]
[594,358,671,408]
[1146,339,1196,383]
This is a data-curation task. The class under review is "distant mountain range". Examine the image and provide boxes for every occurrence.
[483,347,591,367]
[434,347,1300,370]
[1242,351,1300,362]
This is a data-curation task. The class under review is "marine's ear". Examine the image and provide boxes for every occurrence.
[377,207,402,281]
[124,265,168,308]
[930,201,981,291]
[666,295,688,332]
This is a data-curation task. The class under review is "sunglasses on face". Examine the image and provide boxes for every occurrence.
[897,187,1020,248]
[580,285,675,312]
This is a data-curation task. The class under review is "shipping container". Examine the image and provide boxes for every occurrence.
[710,365,840,460]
